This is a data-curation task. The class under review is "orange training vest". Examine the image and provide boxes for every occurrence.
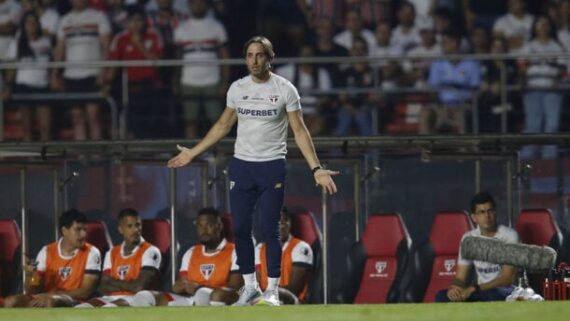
[106,241,153,295]
[258,237,308,301]
[183,242,235,289]
[42,242,94,293]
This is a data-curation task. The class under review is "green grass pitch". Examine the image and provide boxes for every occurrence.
[1,302,569,321]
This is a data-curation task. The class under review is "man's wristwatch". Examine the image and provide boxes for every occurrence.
[311,166,322,174]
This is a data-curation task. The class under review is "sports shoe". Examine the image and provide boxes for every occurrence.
[232,286,262,306]
[254,288,280,306]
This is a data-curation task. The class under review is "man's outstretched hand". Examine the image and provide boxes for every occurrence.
[167,145,194,168]
[314,169,340,195]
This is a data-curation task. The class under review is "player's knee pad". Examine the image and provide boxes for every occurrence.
[132,291,156,307]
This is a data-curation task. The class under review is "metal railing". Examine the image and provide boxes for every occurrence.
[1,52,568,140]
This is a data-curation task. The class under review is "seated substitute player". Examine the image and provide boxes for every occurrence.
[133,207,242,306]
[4,209,101,308]
[75,208,161,307]
[435,193,519,302]
[255,208,313,305]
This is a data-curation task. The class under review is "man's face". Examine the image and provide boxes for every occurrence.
[508,0,524,15]
[350,40,367,57]
[398,5,415,26]
[118,215,142,245]
[245,42,270,78]
[189,0,208,18]
[346,12,361,33]
[128,13,145,32]
[61,221,87,249]
[375,24,391,46]
[196,214,221,246]
[70,0,88,10]
[316,19,333,39]
[471,202,498,231]
[441,36,458,54]
[157,0,173,10]
[279,213,291,242]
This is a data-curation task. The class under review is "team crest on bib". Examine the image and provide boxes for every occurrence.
[200,264,215,280]
[59,267,72,280]
[268,95,279,104]
[118,265,130,280]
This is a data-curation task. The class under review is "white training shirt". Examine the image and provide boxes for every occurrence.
[458,225,519,285]
[179,238,240,273]
[102,239,162,276]
[390,25,421,53]
[333,29,376,52]
[6,36,52,88]
[0,0,21,59]
[57,8,111,79]
[226,73,301,162]
[35,239,102,273]
[493,13,534,40]
[254,235,313,267]
[174,17,227,87]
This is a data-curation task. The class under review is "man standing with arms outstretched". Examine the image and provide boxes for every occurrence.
[168,36,338,306]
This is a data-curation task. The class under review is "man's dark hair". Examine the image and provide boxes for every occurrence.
[442,29,461,43]
[118,208,139,222]
[197,207,220,218]
[59,209,87,230]
[470,193,496,213]
[281,206,292,220]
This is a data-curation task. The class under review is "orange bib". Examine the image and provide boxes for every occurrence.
[185,242,235,289]
[107,241,152,295]
[258,237,308,301]
[43,242,94,292]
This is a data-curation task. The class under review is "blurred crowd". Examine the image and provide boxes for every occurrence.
[0,0,569,156]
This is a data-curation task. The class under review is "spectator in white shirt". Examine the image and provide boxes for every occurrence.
[370,22,402,68]
[492,0,533,53]
[332,9,376,52]
[21,0,59,41]
[520,15,565,159]
[405,22,441,88]
[4,11,53,141]
[0,0,21,60]
[276,44,333,136]
[391,1,421,54]
[53,0,111,140]
[174,0,229,139]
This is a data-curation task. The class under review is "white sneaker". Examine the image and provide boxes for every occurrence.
[254,288,280,306]
[233,286,262,306]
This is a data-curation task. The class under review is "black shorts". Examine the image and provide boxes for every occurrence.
[63,77,100,105]
[9,84,51,108]
[64,76,99,93]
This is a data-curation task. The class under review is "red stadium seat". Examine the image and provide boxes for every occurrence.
[351,213,412,304]
[516,209,563,247]
[0,219,22,296]
[85,220,113,257]
[515,209,563,293]
[142,219,172,256]
[290,211,323,303]
[290,211,321,246]
[411,211,473,302]
[220,213,234,242]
